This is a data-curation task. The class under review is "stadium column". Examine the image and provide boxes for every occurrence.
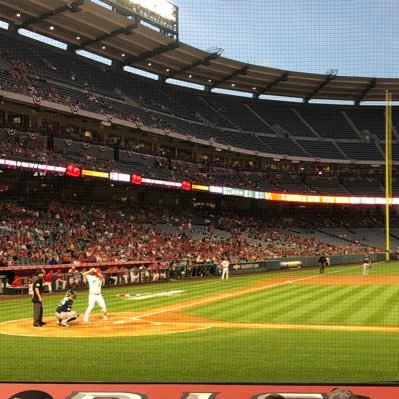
[113,138,121,161]
[47,129,54,150]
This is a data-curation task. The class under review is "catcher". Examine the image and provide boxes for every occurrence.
[55,289,80,327]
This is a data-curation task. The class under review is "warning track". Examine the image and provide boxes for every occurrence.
[1,274,398,338]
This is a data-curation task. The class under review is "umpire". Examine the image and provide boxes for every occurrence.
[318,255,327,274]
[32,269,45,327]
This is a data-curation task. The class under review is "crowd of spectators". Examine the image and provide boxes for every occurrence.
[0,201,383,271]
[0,52,146,131]
[0,131,393,196]
[0,50,391,280]
[1,49,397,193]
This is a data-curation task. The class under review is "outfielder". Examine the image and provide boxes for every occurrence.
[55,289,79,327]
[362,254,371,276]
[82,268,108,322]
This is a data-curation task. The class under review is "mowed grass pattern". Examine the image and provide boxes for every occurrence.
[185,282,399,326]
[1,262,399,383]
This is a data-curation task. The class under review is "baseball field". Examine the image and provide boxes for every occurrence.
[1,261,399,384]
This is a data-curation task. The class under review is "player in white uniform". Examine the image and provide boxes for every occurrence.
[221,258,230,280]
[362,254,371,276]
[82,268,108,322]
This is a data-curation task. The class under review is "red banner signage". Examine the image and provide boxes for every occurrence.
[1,383,397,399]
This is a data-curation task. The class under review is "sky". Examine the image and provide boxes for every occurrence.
[174,0,399,78]
[4,0,398,93]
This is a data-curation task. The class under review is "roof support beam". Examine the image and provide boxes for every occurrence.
[304,69,338,103]
[255,71,289,98]
[167,50,222,79]
[22,0,85,28]
[123,41,179,65]
[354,78,377,105]
[79,22,138,48]
[209,65,250,89]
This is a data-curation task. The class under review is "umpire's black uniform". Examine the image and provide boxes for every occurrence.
[318,255,327,274]
[32,270,45,327]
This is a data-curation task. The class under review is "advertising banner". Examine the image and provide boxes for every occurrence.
[2,383,397,399]
[230,261,265,274]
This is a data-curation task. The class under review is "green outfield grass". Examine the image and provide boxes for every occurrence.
[1,262,399,384]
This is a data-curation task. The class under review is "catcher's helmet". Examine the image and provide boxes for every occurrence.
[66,289,76,297]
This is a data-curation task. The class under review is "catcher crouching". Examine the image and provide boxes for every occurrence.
[55,289,79,327]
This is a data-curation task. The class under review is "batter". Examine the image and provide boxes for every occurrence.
[82,268,108,322]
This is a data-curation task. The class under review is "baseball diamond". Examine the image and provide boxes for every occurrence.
[1,1,399,397]
[3,274,399,338]
[1,264,399,387]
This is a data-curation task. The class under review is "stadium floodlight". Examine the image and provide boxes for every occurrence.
[130,0,176,22]
[98,0,179,39]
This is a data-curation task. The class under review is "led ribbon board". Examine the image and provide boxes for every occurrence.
[0,158,66,173]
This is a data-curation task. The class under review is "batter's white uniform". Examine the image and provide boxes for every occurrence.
[221,259,230,280]
[83,274,107,322]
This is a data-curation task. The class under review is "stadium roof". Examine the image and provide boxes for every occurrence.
[1,0,399,103]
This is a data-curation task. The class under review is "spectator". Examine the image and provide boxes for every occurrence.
[43,270,53,293]
[68,264,81,288]
[11,275,23,288]
[54,269,67,291]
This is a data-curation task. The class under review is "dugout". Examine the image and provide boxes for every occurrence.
[0,252,386,295]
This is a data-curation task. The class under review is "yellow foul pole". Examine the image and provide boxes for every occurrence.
[385,90,392,261]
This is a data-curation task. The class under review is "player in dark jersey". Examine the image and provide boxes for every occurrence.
[32,269,45,327]
[55,289,79,327]
[318,255,327,274]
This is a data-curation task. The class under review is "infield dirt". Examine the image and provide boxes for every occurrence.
[1,274,398,338]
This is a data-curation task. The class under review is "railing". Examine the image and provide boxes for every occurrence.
[0,261,220,295]
[0,252,387,295]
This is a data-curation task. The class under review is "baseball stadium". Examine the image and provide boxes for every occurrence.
[1,1,399,398]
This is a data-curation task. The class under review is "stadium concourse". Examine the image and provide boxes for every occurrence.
[0,131,392,197]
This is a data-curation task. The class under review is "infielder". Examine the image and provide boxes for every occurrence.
[55,289,79,327]
[82,268,108,322]
[362,254,371,276]
[221,257,230,280]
